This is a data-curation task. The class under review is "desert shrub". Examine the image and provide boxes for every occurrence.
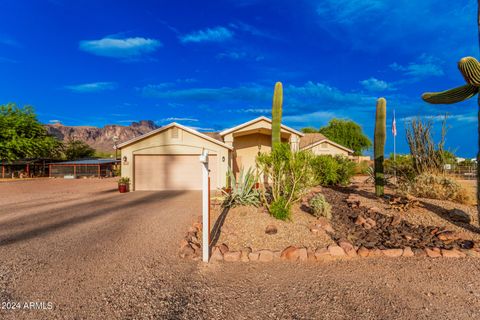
[311,155,355,186]
[399,173,472,204]
[269,196,291,221]
[335,156,356,185]
[222,167,261,208]
[309,193,332,219]
[355,160,371,175]
[311,155,338,185]
[256,144,315,219]
[384,154,416,183]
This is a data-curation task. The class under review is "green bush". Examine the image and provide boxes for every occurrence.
[118,177,130,185]
[384,154,416,183]
[399,173,472,204]
[309,193,332,219]
[269,196,291,221]
[256,144,315,220]
[222,167,261,208]
[335,156,356,185]
[310,155,355,186]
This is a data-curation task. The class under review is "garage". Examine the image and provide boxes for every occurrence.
[134,154,218,191]
[118,123,232,191]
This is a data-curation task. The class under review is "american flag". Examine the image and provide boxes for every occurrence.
[392,110,397,137]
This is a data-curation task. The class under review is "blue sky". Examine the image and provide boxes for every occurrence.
[0,0,478,157]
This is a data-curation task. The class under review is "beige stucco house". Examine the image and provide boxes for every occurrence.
[299,133,354,157]
[118,117,352,191]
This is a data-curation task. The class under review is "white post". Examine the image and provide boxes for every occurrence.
[199,150,209,262]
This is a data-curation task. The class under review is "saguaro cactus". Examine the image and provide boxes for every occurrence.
[374,97,387,197]
[271,82,283,147]
[422,56,480,217]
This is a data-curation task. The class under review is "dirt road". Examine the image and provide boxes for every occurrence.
[0,179,479,319]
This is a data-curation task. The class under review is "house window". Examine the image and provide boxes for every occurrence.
[171,127,179,139]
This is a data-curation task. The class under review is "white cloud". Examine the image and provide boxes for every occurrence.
[180,26,233,43]
[187,126,215,131]
[49,119,61,123]
[79,36,162,58]
[283,111,337,124]
[360,77,393,91]
[390,54,444,78]
[65,82,117,93]
[160,117,199,122]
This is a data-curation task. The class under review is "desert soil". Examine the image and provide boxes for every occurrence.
[0,178,480,319]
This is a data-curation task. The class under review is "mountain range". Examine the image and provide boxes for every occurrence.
[45,120,159,154]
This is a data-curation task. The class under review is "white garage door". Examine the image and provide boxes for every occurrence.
[134,154,218,191]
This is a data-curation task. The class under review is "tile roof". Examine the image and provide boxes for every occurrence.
[299,133,328,149]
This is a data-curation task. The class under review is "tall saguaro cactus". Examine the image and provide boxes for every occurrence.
[422,56,480,218]
[374,97,387,197]
[271,82,283,147]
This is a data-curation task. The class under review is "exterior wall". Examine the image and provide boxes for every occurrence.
[304,141,350,157]
[232,133,272,173]
[120,126,230,190]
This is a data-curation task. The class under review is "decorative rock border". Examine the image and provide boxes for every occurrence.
[207,243,480,263]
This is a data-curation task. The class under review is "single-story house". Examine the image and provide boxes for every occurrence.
[118,116,352,191]
[299,133,354,157]
[49,159,119,178]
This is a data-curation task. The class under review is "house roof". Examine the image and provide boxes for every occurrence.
[203,132,223,142]
[219,116,305,137]
[117,122,233,150]
[300,133,354,154]
[49,159,120,165]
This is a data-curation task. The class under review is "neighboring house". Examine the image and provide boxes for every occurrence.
[299,133,354,156]
[118,116,351,191]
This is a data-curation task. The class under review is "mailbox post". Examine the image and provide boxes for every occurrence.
[199,150,209,262]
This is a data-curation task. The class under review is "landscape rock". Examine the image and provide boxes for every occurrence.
[218,243,229,255]
[365,218,377,228]
[368,207,382,214]
[281,246,299,261]
[382,249,403,257]
[402,247,414,257]
[241,248,252,262]
[339,241,356,257]
[357,246,370,257]
[224,251,241,262]
[448,209,471,224]
[314,248,331,261]
[273,251,282,261]
[413,248,427,257]
[179,244,195,258]
[210,247,224,262]
[258,250,274,262]
[436,231,460,241]
[297,248,308,261]
[248,252,260,261]
[265,225,278,235]
[355,215,367,226]
[441,249,466,258]
[307,248,316,262]
[369,249,383,257]
[328,245,345,257]
[425,248,442,258]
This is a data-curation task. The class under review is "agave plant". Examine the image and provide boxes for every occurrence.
[221,167,261,208]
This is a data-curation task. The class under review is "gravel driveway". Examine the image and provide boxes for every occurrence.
[1,179,480,319]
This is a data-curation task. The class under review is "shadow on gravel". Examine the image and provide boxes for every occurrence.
[209,207,230,249]
[0,191,187,246]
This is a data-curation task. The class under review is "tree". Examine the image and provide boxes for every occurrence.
[318,119,372,156]
[64,139,95,160]
[300,127,318,133]
[0,103,62,161]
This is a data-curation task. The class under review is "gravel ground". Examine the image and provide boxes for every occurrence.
[211,203,334,251]
[1,179,480,319]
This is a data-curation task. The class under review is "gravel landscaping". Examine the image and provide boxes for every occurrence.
[2,179,480,319]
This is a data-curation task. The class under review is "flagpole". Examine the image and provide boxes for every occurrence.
[393,109,397,186]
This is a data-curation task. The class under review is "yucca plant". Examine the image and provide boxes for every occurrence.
[221,167,261,208]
